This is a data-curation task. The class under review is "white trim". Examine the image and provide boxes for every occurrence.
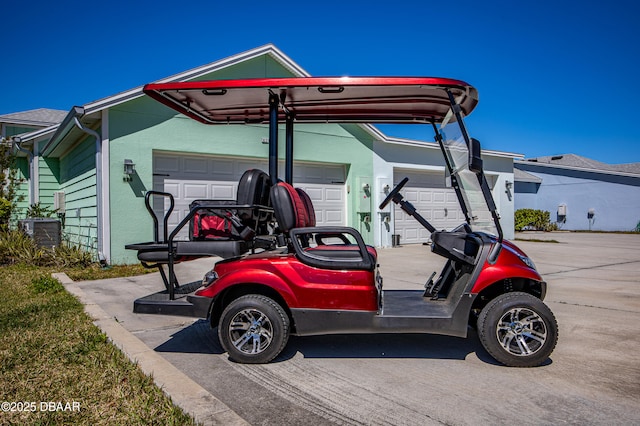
[390,162,445,173]
[32,151,39,204]
[382,136,523,159]
[10,125,58,142]
[101,110,111,263]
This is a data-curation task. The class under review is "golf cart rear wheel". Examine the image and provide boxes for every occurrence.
[219,295,290,364]
[478,292,558,367]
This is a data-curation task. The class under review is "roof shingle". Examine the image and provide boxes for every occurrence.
[0,108,67,126]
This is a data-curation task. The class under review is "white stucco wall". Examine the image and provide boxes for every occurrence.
[515,164,640,231]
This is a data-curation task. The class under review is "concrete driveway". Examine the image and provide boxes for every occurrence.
[66,232,640,425]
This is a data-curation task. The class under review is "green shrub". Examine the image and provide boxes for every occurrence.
[52,239,94,267]
[0,197,11,230]
[26,202,58,218]
[0,230,93,267]
[515,209,557,232]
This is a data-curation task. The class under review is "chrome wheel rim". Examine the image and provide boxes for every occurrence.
[228,309,273,355]
[496,307,547,356]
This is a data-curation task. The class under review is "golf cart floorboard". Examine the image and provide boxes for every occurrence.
[134,280,208,317]
[381,290,457,318]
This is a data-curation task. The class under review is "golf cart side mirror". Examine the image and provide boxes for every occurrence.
[469,138,483,174]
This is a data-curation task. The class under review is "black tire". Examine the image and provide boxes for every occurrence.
[219,295,290,364]
[477,292,558,367]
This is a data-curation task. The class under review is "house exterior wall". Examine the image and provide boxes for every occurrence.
[13,157,30,218]
[515,164,640,231]
[37,144,60,208]
[2,125,35,138]
[483,155,516,239]
[55,136,98,253]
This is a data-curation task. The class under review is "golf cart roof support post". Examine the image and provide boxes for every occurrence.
[285,112,295,184]
[268,91,279,185]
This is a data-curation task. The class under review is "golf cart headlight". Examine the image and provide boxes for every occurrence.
[518,254,536,270]
[202,270,219,287]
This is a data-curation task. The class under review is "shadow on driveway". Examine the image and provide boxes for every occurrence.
[153,320,506,365]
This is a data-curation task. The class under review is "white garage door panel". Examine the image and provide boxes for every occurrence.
[153,154,345,240]
[296,183,345,226]
[394,169,464,244]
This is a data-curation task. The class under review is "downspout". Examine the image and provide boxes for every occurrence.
[10,136,35,205]
[73,116,107,265]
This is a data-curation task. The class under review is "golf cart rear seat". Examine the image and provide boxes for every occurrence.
[125,169,274,290]
[271,181,376,270]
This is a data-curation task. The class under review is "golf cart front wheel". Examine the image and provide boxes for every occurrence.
[219,295,290,364]
[477,292,558,367]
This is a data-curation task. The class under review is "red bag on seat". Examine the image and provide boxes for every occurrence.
[193,211,233,240]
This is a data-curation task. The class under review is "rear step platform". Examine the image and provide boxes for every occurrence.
[134,280,210,317]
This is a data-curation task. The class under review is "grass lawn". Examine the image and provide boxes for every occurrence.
[0,263,198,425]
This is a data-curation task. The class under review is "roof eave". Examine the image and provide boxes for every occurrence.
[41,106,85,156]
[515,159,640,178]
[381,135,523,159]
[11,124,59,143]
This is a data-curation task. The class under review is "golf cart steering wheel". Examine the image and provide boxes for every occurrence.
[379,177,409,209]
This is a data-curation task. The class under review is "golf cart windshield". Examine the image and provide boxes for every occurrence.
[438,114,497,235]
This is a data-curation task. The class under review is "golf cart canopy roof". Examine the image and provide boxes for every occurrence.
[143,77,478,124]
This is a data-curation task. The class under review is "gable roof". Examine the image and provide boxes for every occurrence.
[0,108,67,127]
[516,153,640,177]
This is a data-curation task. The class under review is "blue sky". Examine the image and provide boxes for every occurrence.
[2,0,639,163]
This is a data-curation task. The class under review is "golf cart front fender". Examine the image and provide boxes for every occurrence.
[196,268,299,308]
[472,263,545,296]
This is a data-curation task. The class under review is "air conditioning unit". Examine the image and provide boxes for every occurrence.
[19,219,62,248]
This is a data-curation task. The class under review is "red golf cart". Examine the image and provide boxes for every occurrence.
[127,77,558,367]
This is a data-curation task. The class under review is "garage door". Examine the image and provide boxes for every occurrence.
[153,154,346,239]
[393,169,463,244]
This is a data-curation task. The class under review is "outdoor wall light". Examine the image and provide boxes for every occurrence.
[124,159,136,175]
[505,180,513,201]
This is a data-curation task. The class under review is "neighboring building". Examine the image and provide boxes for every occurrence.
[514,154,640,231]
[9,44,518,264]
[0,108,66,138]
[1,109,67,214]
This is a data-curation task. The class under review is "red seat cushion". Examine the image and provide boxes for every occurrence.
[271,182,310,232]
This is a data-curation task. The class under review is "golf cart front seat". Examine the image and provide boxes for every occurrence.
[270,181,376,270]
